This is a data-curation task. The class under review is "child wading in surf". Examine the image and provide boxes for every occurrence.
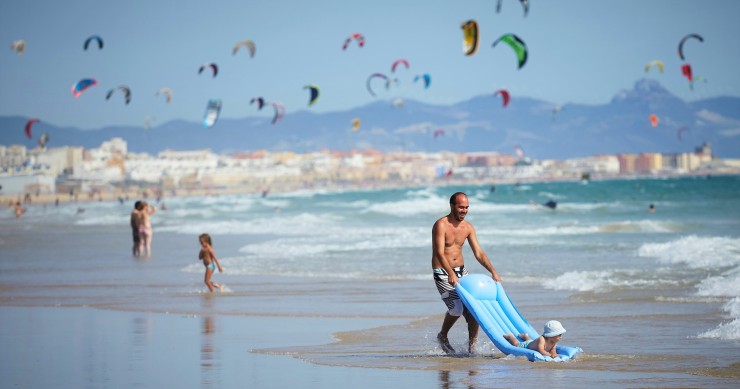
[198,233,223,292]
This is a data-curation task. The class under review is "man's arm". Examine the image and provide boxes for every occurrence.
[466,224,502,282]
[432,220,459,286]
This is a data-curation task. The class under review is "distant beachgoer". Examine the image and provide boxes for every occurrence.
[138,201,157,257]
[503,320,567,358]
[433,192,502,354]
[648,204,655,213]
[14,201,26,219]
[131,201,142,257]
[529,199,557,210]
[198,233,223,292]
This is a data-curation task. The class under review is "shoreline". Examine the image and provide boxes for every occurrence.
[3,171,732,207]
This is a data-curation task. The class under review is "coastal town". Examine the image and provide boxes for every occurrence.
[1,137,739,203]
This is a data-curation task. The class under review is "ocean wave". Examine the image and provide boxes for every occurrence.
[157,212,338,235]
[488,224,601,237]
[546,270,680,293]
[696,298,740,340]
[537,191,565,200]
[180,258,429,281]
[364,196,448,216]
[238,226,428,256]
[638,236,740,269]
[695,266,740,297]
[696,318,740,340]
[599,219,681,233]
[74,213,127,226]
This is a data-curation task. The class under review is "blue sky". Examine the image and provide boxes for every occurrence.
[1,0,739,129]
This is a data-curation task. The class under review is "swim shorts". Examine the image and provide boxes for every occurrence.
[518,339,534,349]
[433,266,468,316]
[132,227,140,244]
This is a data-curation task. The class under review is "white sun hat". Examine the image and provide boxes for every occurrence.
[543,320,566,337]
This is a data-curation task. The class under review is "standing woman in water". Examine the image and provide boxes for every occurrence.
[138,201,157,258]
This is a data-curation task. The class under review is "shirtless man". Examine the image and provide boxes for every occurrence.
[130,201,142,257]
[432,192,502,354]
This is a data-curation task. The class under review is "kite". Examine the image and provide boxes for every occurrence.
[433,129,445,138]
[492,33,528,69]
[83,35,104,50]
[413,73,431,89]
[494,89,510,107]
[10,39,25,55]
[156,87,173,103]
[71,78,98,98]
[391,98,404,108]
[551,105,563,121]
[366,73,389,97]
[203,99,222,128]
[644,60,664,73]
[514,144,524,158]
[461,20,479,56]
[38,133,49,149]
[198,63,218,77]
[271,102,285,125]
[105,85,132,105]
[351,118,361,132]
[496,0,529,17]
[144,116,155,130]
[304,85,319,106]
[678,34,703,61]
[681,63,694,88]
[250,97,266,110]
[649,114,659,127]
[342,33,365,50]
[25,118,40,139]
[391,59,410,73]
[232,39,256,57]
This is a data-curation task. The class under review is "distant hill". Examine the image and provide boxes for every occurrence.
[2,79,739,159]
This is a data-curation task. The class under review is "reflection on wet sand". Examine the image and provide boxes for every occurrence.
[439,370,478,389]
[201,296,220,388]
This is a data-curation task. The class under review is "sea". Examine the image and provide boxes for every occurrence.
[1,175,739,387]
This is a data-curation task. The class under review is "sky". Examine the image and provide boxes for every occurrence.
[1,0,739,130]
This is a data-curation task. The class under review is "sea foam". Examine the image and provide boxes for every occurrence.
[547,269,679,293]
[638,235,740,269]
[696,297,740,340]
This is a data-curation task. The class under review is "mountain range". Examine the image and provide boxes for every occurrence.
[2,79,739,160]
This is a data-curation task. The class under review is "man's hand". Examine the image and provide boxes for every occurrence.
[448,273,459,287]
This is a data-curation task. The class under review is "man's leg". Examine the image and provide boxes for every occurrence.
[464,309,479,353]
[437,313,459,354]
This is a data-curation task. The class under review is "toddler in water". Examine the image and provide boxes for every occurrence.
[503,320,566,358]
[198,233,223,292]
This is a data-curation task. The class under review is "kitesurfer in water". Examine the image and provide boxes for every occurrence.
[432,192,502,354]
[529,199,557,209]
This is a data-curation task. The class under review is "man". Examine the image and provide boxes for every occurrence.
[432,192,502,354]
[130,200,142,257]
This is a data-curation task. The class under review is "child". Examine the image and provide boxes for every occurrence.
[503,320,566,358]
[198,233,223,292]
